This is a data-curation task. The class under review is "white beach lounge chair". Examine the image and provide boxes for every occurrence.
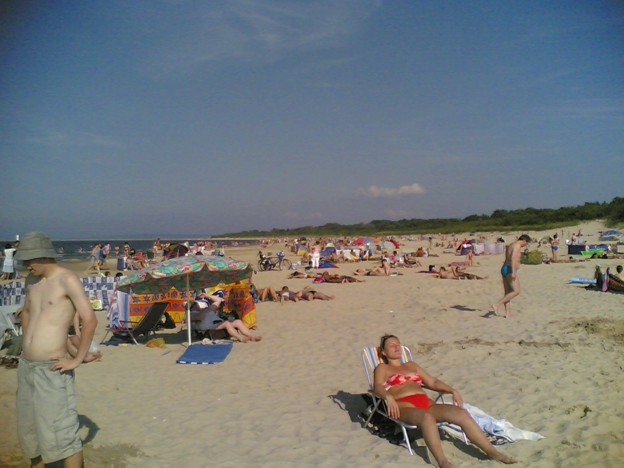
[361,345,467,456]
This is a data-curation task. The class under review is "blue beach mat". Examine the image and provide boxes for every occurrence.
[176,342,233,365]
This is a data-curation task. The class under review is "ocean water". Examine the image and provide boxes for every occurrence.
[1,238,261,261]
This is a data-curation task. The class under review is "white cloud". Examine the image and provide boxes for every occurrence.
[361,183,426,198]
[144,0,382,74]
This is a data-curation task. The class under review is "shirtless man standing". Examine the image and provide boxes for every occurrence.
[15,232,98,468]
[492,234,531,318]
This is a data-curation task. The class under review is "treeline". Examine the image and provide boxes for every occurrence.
[219,197,624,238]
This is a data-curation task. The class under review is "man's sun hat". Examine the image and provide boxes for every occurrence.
[14,232,59,261]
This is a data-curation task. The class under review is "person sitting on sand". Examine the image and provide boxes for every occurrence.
[298,286,334,301]
[68,314,102,363]
[374,335,517,468]
[403,253,423,267]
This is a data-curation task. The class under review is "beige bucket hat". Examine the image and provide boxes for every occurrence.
[14,232,59,261]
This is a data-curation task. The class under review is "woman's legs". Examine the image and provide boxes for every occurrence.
[232,320,262,341]
[429,404,516,463]
[218,320,262,342]
[398,407,451,468]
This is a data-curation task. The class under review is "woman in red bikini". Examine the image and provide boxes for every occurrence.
[373,335,516,468]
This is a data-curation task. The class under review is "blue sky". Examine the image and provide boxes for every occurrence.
[1,1,623,240]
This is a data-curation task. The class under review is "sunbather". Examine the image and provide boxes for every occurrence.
[299,286,334,301]
[403,255,422,267]
[318,271,362,283]
[190,304,261,343]
[436,266,485,280]
[374,335,517,467]
[256,286,280,302]
[353,258,392,276]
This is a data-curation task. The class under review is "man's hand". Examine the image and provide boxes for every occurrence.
[50,357,80,373]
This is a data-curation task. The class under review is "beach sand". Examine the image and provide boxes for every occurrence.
[0,221,622,467]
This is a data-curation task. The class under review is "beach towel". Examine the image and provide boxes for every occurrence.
[568,277,596,285]
[439,403,543,445]
[107,290,131,329]
[176,342,233,365]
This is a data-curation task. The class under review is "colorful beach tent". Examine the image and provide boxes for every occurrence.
[116,255,253,345]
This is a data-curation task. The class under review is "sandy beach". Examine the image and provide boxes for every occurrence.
[1,220,622,467]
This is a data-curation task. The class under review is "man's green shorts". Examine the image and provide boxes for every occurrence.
[17,358,82,463]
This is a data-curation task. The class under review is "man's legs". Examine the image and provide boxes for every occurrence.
[493,276,519,317]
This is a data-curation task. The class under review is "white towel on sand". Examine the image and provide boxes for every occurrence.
[439,403,544,444]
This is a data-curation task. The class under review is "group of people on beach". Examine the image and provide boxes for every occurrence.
[8,230,537,467]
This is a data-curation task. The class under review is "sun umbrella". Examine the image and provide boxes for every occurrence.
[116,255,253,345]
[354,236,375,246]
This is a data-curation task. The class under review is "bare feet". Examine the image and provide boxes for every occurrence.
[251,335,262,342]
[83,351,102,363]
[492,304,500,316]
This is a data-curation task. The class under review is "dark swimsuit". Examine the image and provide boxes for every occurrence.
[501,264,512,277]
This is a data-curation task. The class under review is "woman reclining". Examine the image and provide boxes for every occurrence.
[373,335,516,467]
[191,291,261,342]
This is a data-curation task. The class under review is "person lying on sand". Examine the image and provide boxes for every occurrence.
[317,271,363,283]
[374,335,517,468]
[435,266,485,280]
[279,286,299,302]
[353,258,395,276]
[255,286,280,302]
[288,270,316,279]
[299,286,334,301]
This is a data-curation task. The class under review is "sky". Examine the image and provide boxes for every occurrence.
[1,0,623,240]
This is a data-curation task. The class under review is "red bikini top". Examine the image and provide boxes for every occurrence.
[384,373,423,390]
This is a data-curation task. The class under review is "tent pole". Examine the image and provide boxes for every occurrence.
[186,274,192,346]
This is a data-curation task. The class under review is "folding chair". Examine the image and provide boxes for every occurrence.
[101,302,169,345]
[361,345,467,455]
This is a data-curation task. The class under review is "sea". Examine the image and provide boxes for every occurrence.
[1,238,262,262]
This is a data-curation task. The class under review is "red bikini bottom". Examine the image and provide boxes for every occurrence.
[396,393,430,409]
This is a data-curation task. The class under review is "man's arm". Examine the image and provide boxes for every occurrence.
[51,272,97,372]
[511,243,523,277]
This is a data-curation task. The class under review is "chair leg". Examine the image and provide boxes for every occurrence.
[400,426,415,455]
[128,331,140,345]
[364,399,382,427]
[100,328,111,344]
